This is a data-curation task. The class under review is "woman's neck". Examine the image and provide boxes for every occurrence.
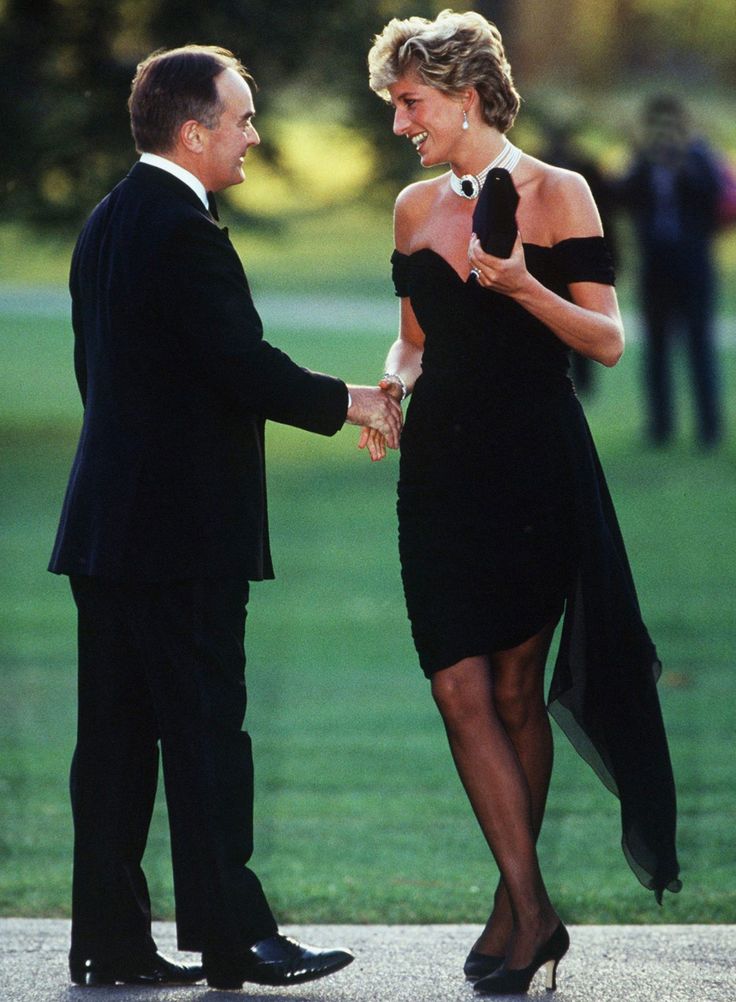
[450,130,506,178]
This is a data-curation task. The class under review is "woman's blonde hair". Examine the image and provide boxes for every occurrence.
[368,9,520,133]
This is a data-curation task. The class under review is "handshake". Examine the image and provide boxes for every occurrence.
[345,378,404,462]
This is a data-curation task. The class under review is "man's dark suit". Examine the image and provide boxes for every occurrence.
[49,162,348,963]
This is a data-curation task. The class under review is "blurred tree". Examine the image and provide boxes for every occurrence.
[509,0,736,86]
[0,0,733,229]
[628,0,736,76]
[0,0,458,226]
[0,0,135,225]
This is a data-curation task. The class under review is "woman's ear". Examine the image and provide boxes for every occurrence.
[462,87,480,118]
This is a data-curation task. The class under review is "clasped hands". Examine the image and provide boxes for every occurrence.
[344,378,404,462]
[346,383,403,460]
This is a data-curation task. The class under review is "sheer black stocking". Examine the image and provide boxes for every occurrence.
[431,621,559,968]
[474,620,557,958]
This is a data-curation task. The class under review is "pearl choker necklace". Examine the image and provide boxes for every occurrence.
[449,140,522,199]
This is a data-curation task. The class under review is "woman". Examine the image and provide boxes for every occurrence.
[364,10,681,996]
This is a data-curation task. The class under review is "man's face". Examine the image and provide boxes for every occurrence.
[199,68,260,192]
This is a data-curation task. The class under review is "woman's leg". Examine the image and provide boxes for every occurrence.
[470,621,557,958]
[431,626,559,969]
[432,621,556,965]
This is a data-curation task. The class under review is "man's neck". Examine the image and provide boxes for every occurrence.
[139,152,209,209]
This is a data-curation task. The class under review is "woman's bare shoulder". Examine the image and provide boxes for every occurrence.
[394,175,446,251]
[521,156,603,241]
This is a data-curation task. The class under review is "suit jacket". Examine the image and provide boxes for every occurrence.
[49,163,348,582]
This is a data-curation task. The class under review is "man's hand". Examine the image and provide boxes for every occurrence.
[345,385,402,450]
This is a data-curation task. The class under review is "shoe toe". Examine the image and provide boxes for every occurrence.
[206,935,354,988]
[464,949,504,981]
[251,936,354,984]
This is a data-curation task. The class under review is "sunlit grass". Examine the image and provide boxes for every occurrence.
[1,303,734,922]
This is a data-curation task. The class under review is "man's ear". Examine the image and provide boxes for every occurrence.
[180,119,204,154]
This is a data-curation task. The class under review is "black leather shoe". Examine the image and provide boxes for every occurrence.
[69,951,203,987]
[204,934,354,990]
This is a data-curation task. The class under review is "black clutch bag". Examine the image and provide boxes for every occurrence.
[472,167,519,258]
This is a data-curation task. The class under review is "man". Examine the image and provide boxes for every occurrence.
[619,94,723,448]
[49,45,402,990]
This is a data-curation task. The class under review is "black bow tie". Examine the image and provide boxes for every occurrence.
[207,191,219,221]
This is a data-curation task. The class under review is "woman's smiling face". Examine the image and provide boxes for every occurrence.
[388,74,465,169]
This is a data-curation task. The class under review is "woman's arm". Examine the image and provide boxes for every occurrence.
[360,301,425,460]
[359,191,427,460]
[468,170,625,367]
[382,298,425,398]
[383,188,427,395]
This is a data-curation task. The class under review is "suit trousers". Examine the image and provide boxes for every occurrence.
[68,574,277,962]
[640,248,721,446]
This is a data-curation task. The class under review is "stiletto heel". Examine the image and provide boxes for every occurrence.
[544,957,558,991]
[474,922,569,996]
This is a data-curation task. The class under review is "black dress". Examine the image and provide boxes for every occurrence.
[391,238,681,900]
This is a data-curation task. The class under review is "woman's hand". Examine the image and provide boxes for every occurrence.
[467,231,529,297]
[358,426,388,462]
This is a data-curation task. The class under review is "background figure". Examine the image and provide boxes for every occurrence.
[618,94,723,448]
[541,118,619,396]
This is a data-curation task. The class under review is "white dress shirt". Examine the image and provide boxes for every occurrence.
[139,152,209,211]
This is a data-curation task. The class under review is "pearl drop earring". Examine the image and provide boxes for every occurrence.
[462,110,469,131]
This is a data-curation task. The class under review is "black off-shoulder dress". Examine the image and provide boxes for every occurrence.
[391,237,681,900]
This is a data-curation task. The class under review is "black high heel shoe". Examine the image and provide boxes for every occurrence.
[473,922,569,995]
[464,948,504,981]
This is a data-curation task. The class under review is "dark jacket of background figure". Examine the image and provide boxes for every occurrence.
[620,140,720,264]
[49,162,348,583]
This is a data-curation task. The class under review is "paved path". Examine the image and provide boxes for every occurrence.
[4,284,736,346]
[0,286,398,332]
[3,282,736,345]
[1,920,734,1002]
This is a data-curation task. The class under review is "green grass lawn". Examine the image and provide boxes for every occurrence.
[1,304,735,927]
